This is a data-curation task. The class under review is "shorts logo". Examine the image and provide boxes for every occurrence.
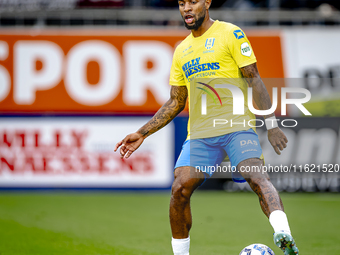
[241,42,252,57]
[233,30,245,39]
[205,38,215,50]
[240,140,258,146]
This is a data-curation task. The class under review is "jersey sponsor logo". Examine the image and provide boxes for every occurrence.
[188,71,216,82]
[182,57,220,79]
[241,42,252,57]
[205,38,215,50]
[233,29,245,40]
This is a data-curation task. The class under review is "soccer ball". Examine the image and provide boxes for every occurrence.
[239,243,275,255]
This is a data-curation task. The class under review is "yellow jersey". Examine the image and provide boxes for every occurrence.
[169,20,257,139]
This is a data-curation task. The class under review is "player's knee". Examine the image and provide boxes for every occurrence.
[247,176,271,191]
[171,168,203,202]
[171,176,197,201]
[238,158,269,181]
[171,181,191,203]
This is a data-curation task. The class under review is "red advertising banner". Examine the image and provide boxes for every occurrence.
[0,29,284,113]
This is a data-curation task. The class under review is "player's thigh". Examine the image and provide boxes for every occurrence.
[237,158,269,180]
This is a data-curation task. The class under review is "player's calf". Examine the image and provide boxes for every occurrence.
[238,158,284,217]
[170,167,205,255]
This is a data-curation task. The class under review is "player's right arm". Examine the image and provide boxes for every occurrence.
[114,85,188,159]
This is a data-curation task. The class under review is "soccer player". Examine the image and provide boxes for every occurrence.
[114,0,299,254]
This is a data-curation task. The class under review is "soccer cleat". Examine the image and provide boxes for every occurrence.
[273,231,299,255]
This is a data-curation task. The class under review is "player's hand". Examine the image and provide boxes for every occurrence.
[114,132,145,159]
[267,127,288,155]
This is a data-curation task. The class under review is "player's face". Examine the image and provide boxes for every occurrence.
[178,0,207,30]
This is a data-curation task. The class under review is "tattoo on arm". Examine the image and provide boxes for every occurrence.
[240,63,274,119]
[138,86,188,137]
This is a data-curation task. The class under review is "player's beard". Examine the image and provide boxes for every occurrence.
[183,8,206,31]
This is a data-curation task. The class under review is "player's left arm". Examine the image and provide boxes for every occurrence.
[240,63,288,155]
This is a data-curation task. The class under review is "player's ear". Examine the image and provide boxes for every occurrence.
[205,0,212,9]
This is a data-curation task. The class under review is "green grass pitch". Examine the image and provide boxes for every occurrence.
[0,191,339,255]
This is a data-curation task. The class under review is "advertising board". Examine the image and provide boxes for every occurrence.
[0,117,174,188]
[0,29,283,113]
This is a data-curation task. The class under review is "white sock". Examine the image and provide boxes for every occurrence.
[171,236,190,255]
[269,210,291,234]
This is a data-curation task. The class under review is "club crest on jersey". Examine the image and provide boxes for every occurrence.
[233,29,245,39]
[205,38,215,50]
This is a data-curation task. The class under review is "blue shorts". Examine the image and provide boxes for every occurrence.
[174,129,263,183]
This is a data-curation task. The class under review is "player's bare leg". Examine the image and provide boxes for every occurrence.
[238,158,283,216]
[170,166,205,238]
[238,158,299,255]
[170,166,205,255]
